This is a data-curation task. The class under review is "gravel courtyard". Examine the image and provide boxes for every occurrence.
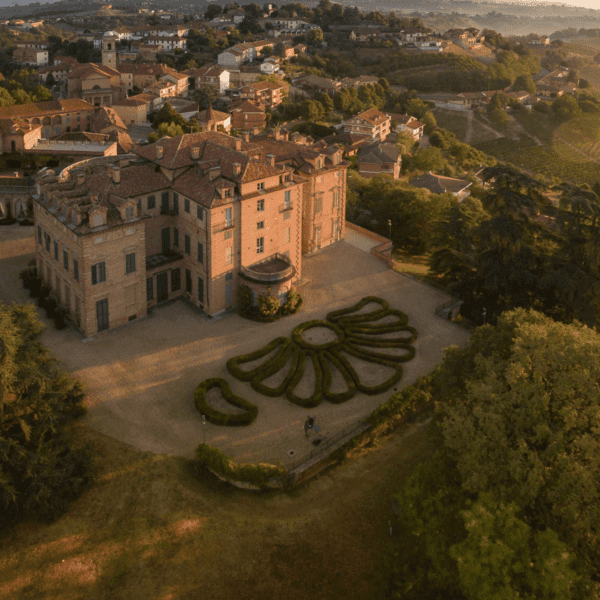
[0,225,470,466]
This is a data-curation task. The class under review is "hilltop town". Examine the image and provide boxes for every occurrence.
[2,2,600,599]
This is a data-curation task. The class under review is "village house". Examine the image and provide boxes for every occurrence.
[240,80,284,108]
[13,46,48,66]
[342,108,391,141]
[110,96,150,126]
[388,113,426,141]
[356,142,402,179]
[193,106,231,132]
[39,57,81,83]
[409,172,472,200]
[229,99,266,131]
[185,65,231,94]
[32,131,347,336]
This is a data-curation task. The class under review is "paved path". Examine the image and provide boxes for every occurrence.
[0,227,470,466]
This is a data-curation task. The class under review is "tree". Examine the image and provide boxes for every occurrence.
[204,4,222,20]
[436,309,600,579]
[300,98,324,121]
[411,146,447,173]
[307,29,323,46]
[489,106,510,129]
[148,121,185,142]
[151,102,187,130]
[0,303,91,526]
[513,73,536,94]
[552,93,582,121]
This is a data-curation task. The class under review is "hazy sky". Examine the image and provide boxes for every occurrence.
[563,0,600,8]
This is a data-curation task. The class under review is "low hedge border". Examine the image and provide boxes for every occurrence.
[196,444,285,489]
[346,340,416,363]
[318,350,356,403]
[292,320,345,351]
[194,378,258,426]
[346,328,418,346]
[326,296,390,324]
[239,296,304,323]
[332,346,404,395]
[286,349,323,408]
[251,343,301,397]
[226,337,290,382]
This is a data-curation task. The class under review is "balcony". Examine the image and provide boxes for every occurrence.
[279,203,293,213]
[241,252,294,284]
[212,220,235,233]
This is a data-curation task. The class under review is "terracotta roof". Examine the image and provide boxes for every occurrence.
[91,107,127,132]
[248,80,283,91]
[357,142,401,165]
[353,107,389,126]
[0,118,40,135]
[195,107,230,123]
[68,62,121,79]
[111,97,150,107]
[185,65,227,78]
[0,98,94,120]
[229,99,265,114]
[409,172,471,195]
[387,113,425,130]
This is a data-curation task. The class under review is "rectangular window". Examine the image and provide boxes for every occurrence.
[63,249,68,271]
[37,225,42,245]
[146,277,153,301]
[161,191,169,212]
[333,190,340,208]
[284,190,291,208]
[225,207,232,227]
[186,268,192,293]
[184,234,190,255]
[174,227,179,248]
[125,252,136,274]
[171,267,181,291]
[284,227,290,243]
[148,195,156,209]
[257,237,264,254]
[73,259,79,282]
[45,233,50,253]
[125,206,134,219]
[91,261,106,285]
[53,240,58,260]
[257,182,264,191]
[225,272,233,281]
[315,195,322,213]
[257,221,264,229]
[198,276,204,302]
[284,211,290,221]
[197,242,204,264]
[197,205,203,220]
[225,246,233,264]
[257,199,264,211]
[173,193,179,214]
[184,198,190,213]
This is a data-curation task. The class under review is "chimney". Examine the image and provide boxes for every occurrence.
[156,145,163,159]
[111,165,121,184]
[242,132,250,142]
[235,137,242,150]
[267,153,275,167]
[209,166,221,180]
[191,146,200,160]
[233,162,241,176]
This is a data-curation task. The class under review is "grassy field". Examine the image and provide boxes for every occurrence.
[0,417,434,600]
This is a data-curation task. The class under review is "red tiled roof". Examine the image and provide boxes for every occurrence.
[0,98,94,120]
[353,107,389,126]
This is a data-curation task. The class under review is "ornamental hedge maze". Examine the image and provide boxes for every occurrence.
[194,297,418,426]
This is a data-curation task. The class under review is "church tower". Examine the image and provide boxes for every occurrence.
[102,32,118,70]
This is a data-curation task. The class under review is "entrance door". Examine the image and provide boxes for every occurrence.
[96,298,109,332]
[161,227,170,253]
[225,282,233,305]
[157,272,169,302]
[314,226,322,250]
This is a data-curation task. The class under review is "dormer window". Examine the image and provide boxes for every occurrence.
[92,213,104,227]
[125,206,134,219]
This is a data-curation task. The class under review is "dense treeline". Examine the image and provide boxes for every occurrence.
[0,303,91,528]
[392,309,600,599]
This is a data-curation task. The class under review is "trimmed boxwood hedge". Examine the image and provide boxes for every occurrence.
[333,346,404,395]
[318,350,356,403]
[292,320,345,351]
[226,337,290,382]
[346,340,416,363]
[194,378,258,426]
[326,296,390,324]
[346,328,418,346]
[286,349,323,408]
[251,343,301,397]
[196,444,285,489]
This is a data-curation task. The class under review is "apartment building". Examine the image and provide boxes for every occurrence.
[240,80,284,108]
[342,107,391,141]
[33,131,348,336]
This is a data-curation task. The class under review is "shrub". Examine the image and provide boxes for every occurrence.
[54,307,68,330]
[37,285,50,307]
[227,337,291,381]
[196,444,285,489]
[44,297,57,318]
[282,287,302,315]
[194,378,258,426]
[346,339,416,362]
[29,277,42,298]
[327,296,389,324]
[237,283,254,316]
[333,346,404,395]
[318,350,356,403]
[251,343,301,397]
[286,349,323,408]
[292,320,345,351]
[19,267,36,289]
[257,290,280,318]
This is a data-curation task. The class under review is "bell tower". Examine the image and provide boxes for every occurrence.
[102,32,117,70]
